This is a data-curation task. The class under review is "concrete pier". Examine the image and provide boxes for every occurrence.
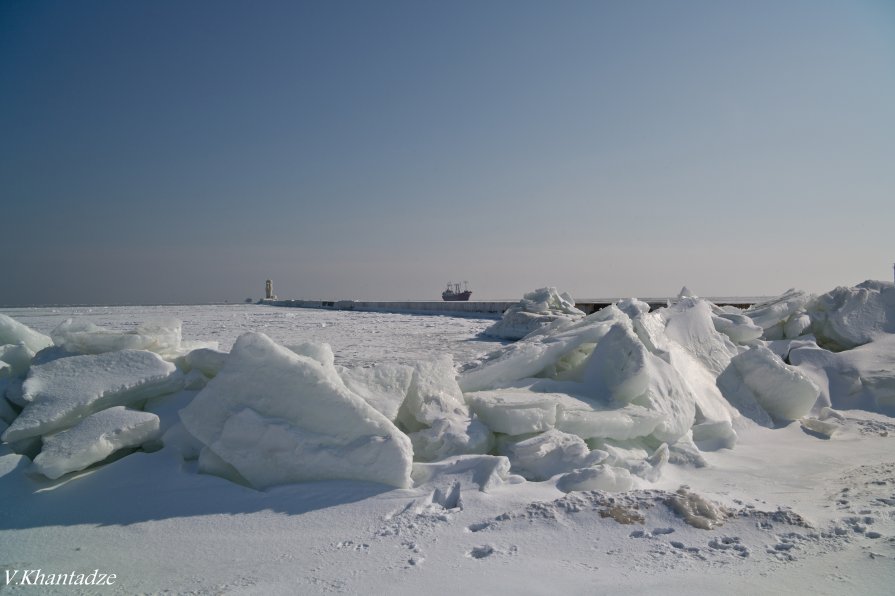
[259,298,757,317]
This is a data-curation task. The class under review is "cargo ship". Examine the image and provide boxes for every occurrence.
[442,281,472,301]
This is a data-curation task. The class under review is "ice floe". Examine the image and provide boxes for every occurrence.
[179,332,414,489]
[32,406,160,479]
[482,287,586,340]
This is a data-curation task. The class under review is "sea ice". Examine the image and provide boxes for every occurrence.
[0,343,35,378]
[482,287,586,340]
[718,346,819,423]
[2,350,180,443]
[459,305,627,392]
[0,314,53,353]
[396,356,491,461]
[338,363,413,422]
[32,407,160,479]
[580,322,697,443]
[742,289,815,340]
[499,429,606,481]
[556,463,634,492]
[410,454,515,492]
[182,348,229,377]
[179,332,413,489]
[50,318,184,357]
[790,334,895,416]
[807,280,895,350]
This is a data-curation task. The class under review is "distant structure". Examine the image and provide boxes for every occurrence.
[442,281,472,301]
[265,279,276,300]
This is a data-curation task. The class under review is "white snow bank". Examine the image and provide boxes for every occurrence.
[179,332,413,489]
[397,356,491,461]
[2,350,180,443]
[32,407,160,479]
[742,289,815,340]
[482,287,585,340]
[50,318,185,357]
[807,280,895,351]
[0,314,53,353]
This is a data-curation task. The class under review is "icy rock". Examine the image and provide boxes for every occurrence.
[2,350,181,443]
[556,464,634,493]
[50,318,183,356]
[183,348,229,377]
[179,332,413,489]
[742,289,815,340]
[32,407,160,479]
[790,335,895,416]
[398,356,491,461]
[0,343,35,378]
[0,361,9,380]
[338,363,413,422]
[718,346,819,423]
[482,287,585,341]
[411,454,516,492]
[500,429,606,481]
[0,314,53,353]
[808,281,895,350]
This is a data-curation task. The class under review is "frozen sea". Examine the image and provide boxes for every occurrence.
[0,303,505,367]
[2,290,895,595]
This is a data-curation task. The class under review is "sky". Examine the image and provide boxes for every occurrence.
[1,0,894,305]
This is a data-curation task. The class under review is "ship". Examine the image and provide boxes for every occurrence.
[442,281,472,301]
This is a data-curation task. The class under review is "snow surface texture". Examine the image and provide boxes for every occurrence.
[482,287,585,340]
[3,282,895,594]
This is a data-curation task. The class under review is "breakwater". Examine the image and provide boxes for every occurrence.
[259,298,756,317]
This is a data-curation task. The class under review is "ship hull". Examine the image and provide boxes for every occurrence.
[442,291,472,301]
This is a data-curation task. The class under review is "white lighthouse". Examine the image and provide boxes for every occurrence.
[265,279,274,300]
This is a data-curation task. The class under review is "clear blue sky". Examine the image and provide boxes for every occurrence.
[2,0,894,305]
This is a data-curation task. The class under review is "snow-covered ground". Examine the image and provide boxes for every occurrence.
[2,288,895,594]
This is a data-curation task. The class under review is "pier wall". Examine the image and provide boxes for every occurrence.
[259,299,757,317]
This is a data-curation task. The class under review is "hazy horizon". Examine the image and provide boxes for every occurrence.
[2,1,894,305]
